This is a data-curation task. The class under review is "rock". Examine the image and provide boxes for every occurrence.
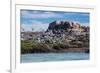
[47,20,89,35]
[48,20,73,31]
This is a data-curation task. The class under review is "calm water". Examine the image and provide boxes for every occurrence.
[21,53,89,63]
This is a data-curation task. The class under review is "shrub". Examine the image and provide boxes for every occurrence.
[21,40,33,54]
[53,44,61,50]
[59,43,69,49]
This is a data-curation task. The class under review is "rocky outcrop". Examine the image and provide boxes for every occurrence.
[48,21,73,30]
[48,20,80,30]
[47,20,89,35]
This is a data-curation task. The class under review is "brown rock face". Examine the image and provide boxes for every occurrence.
[47,20,82,32]
[47,20,89,35]
[48,20,74,30]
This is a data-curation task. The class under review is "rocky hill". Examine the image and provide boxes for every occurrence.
[48,20,79,30]
[21,20,90,54]
[47,20,89,35]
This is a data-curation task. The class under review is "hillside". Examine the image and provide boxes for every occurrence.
[21,20,90,54]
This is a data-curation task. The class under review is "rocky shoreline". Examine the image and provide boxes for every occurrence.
[21,48,89,54]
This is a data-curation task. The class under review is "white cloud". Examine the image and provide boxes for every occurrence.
[21,21,49,32]
[81,23,89,26]
[21,10,63,19]
[72,21,89,26]
[64,12,89,16]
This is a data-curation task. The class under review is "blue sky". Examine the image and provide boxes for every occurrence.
[21,10,89,32]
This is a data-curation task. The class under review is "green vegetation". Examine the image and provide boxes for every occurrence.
[21,35,89,54]
[21,40,52,54]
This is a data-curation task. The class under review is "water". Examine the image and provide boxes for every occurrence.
[21,53,89,63]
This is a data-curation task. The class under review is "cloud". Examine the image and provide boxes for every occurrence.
[21,10,63,19]
[81,23,89,26]
[21,10,89,28]
[71,20,89,26]
[21,21,49,32]
[64,12,89,16]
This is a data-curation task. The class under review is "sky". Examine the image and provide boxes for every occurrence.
[20,9,89,32]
